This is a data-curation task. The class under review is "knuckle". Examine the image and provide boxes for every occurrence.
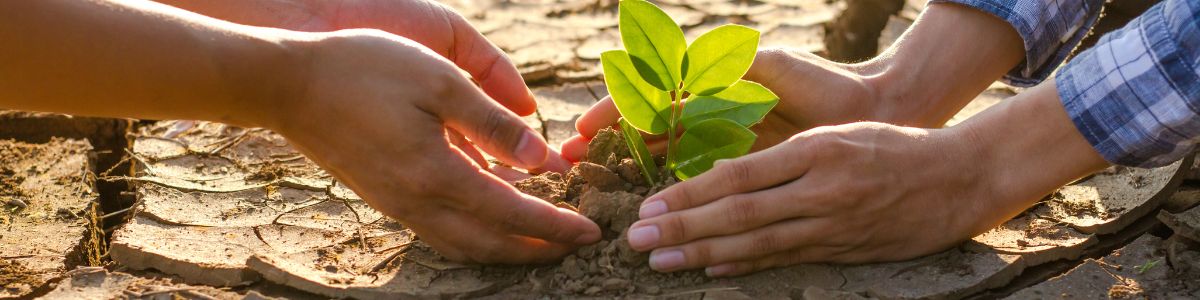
[757,48,795,63]
[750,231,781,256]
[495,207,529,233]
[724,195,759,227]
[404,172,446,197]
[476,107,523,148]
[718,160,754,188]
[687,244,714,266]
[664,214,690,243]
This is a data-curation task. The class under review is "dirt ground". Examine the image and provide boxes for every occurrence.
[2,0,1200,299]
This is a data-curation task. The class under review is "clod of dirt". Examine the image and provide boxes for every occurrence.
[514,172,566,203]
[968,213,1096,265]
[578,187,642,235]
[511,128,709,296]
[585,128,630,165]
[577,162,629,192]
[0,138,96,298]
[1006,235,1200,299]
[1159,207,1200,243]
[1165,185,1200,212]
[1036,158,1189,235]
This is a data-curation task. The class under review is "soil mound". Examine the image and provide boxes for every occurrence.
[512,128,704,296]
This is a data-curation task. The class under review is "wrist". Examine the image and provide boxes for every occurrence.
[947,81,1109,234]
[854,2,1024,129]
[216,28,319,130]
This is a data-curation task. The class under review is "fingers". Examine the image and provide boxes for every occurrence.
[434,84,550,170]
[639,141,812,219]
[574,96,621,139]
[627,179,820,251]
[423,135,601,245]
[529,147,571,174]
[447,129,488,168]
[645,218,826,272]
[561,135,589,162]
[445,13,536,116]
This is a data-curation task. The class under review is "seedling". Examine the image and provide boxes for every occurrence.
[601,0,778,183]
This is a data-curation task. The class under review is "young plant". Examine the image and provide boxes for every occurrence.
[601,0,779,183]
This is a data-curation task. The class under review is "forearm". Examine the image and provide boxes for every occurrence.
[861,2,1024,128]
[0,0,308,127]
[151,0,337,31]
[949,80,1109,234]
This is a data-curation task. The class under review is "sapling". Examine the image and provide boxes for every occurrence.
[601,0,779,183]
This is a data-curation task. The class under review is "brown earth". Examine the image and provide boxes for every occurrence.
[0,138,99,298]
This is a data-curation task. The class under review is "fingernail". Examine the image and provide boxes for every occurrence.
[574,228,601,244]
[515,130,548,167]
[639,200,668,219]
[706,264,736,277]
[713,159,729,167]
[649,250,685,271]
[627,225,660,249]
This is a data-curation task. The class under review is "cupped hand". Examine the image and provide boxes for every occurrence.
[268,30,599,263]
[562,48,889,161]
[623,122,996,276]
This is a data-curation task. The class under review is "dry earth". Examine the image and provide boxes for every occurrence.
[2,0,1199,299]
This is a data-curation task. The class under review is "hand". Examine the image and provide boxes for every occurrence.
[561,3,1024,161]
[562,49,884,161]
[622,82,1108,276]
[267,30,600,263]
[627,123,985,275]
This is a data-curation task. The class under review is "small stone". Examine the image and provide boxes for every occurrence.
[6,198,27,209]
[601,278,629,291]
[584,286,603,295]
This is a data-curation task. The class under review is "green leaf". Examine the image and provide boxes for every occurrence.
[680,80,778,129]
[619,0,686,91]
[601,50,671,134]
[674,119,756,180]
[682,24,760,96]
[620,118,660,185]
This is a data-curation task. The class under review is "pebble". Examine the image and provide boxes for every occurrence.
[6,198,27,209]
[602,278,630,291]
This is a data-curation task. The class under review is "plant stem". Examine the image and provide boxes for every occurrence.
[665,88,683,172]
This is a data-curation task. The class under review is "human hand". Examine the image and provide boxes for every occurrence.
[561,3,1025,161]
[265,30,599,263]
[622,82,1108,276]
[562,48,886,161]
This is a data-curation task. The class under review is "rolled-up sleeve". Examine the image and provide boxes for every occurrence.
[1056,0,1200,167]
[931,0,1104,86]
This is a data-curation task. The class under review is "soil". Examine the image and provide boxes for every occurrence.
[511,128,704,296]
[0,259,40,296]
[0,138,98,298]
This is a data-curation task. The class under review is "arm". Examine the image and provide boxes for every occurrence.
[0,0,299,126]
[0,0,598,263]
[151,0,538,117]
[1055,0,1200,167]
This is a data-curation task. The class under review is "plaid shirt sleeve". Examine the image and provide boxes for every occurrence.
[1056,0,1200,167]
[930,0,1104,87]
